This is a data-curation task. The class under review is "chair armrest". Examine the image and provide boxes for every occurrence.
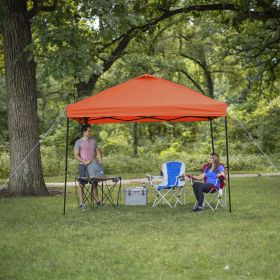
[146,174,152,180]
[217,174,226,182]
[177,175,186,181]
[214,175,226,188]
[184,174,194,183]
[145,174,163,181]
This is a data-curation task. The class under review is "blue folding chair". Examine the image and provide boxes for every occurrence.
[147,161,186,208]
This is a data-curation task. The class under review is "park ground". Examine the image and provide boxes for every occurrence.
[0,176,280,280]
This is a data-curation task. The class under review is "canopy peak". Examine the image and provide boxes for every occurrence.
[138,74,156,79]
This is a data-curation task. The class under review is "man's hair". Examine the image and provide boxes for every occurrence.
[81,124,91,133]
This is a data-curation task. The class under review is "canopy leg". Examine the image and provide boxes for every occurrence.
[63,117,69,215]
[224,116,232,213]
[210,119,215,154]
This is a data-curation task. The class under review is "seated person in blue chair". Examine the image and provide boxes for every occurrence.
[187,153,225,212]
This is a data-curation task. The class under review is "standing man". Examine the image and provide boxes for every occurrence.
[74,124,104,209]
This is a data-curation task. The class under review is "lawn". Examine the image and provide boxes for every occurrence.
[0,177,279,280]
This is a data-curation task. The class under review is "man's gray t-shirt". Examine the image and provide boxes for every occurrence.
[74,137,97,163]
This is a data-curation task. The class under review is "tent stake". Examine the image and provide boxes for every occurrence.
[63,117,69,215]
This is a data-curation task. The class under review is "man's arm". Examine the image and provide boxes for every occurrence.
[74,150,90,165]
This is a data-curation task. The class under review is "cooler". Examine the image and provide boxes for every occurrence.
[123,186,148,206]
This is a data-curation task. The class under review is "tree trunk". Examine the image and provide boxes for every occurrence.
[2,0,48,195]
[76,73,100,98]
[204,67,214,98]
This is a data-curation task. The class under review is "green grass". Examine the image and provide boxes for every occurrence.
[0,177,280,280]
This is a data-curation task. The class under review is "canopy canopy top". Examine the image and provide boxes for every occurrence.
[66,74,227,124]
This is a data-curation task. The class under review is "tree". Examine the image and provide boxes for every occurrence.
[0,0,57,195]
[33,1,251,97]
[1,0,280,195]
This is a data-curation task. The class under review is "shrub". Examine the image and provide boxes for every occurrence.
[0,151,10,178]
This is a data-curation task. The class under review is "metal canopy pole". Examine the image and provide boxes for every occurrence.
[63,117,69,215]
[224,116,232,212]
[210,119,215,154]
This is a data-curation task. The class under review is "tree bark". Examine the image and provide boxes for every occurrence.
[204,67,214,98]
[2,0,48,195]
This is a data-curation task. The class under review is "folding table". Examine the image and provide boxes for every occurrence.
[75,176,122,208]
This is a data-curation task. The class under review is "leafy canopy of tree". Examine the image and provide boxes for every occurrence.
[0,0,279,192]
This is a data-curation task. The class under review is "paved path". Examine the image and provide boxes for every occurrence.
[0,173,279,190]
[48,172,280,187]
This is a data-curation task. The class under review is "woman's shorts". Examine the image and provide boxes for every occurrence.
[78,161,104,185]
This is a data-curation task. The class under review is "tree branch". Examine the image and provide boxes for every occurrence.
[256,0,280,18]
[88,4,237,92]
[28,0,58,19]
[102,34,131,72]
[97,4,237,53]
[234,0,280,22]
[82,2,280,95]
[178,69,207,95]
[179,53,205,69]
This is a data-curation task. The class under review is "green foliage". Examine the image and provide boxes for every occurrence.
[98,123,132,156]
[28,0,280,161]
[104,155,159,175]
[0,75,8,142]
[253,97,280,153]
[1,0,280,183]
[1,114,280,182]
[228,95,280,154]
[0,150,9,178]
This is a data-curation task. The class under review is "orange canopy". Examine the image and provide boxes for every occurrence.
[66,74,227,124]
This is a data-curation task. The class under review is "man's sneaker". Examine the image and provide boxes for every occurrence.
[96,201,104,206]
[79,203,86,209]
[192,206,203,213]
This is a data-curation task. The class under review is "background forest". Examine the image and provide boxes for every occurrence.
[0,0,280,183]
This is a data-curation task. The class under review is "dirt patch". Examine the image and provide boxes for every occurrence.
[0,188,11,198]
[48,187,64,196]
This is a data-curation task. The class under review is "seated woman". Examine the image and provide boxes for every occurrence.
[188,153,225,212]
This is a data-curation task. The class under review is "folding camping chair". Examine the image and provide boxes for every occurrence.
[202,174,226,211]
[147,161,186,208]
[192,163,227,211]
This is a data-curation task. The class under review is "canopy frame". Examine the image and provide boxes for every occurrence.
[63,74,231,214]
[63,116,231,214]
